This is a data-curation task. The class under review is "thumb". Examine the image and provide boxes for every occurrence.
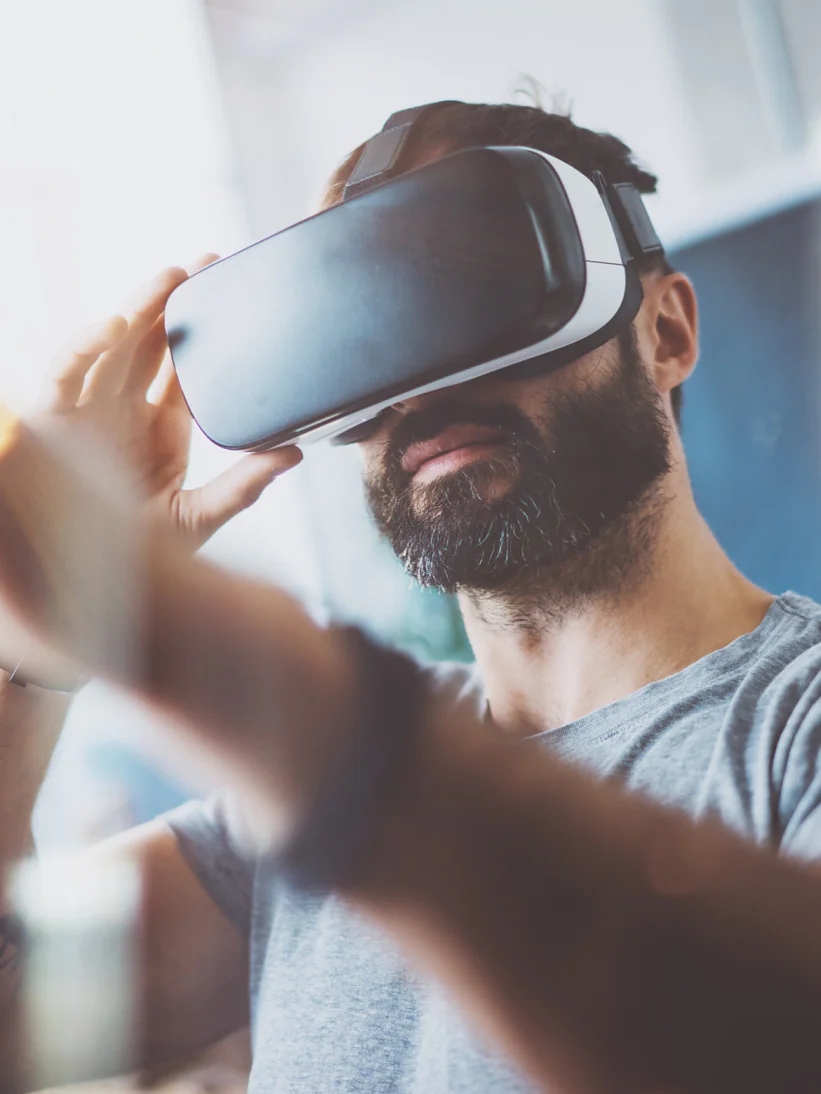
[182,447,303,545]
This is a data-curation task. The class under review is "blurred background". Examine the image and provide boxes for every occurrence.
[1,0,820,866]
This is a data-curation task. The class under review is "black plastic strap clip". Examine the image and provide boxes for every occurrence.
[342,101,461,202]
[593,171,664,262]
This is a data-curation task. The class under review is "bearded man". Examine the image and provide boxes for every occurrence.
[1,101,820,1094]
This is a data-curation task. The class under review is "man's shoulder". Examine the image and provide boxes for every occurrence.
[754,592,821,691]
[767,590,821,638]
[737,594,821,856]
[669,592,821,742]
[713,594,821,799]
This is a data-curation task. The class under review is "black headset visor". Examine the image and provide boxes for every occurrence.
[166,147,587,451]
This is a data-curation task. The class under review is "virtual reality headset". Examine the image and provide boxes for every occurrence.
[165,100,665,451]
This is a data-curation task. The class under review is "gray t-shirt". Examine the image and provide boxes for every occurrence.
[166,590,821,1093]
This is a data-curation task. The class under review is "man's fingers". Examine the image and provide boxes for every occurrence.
[183,448,303,545]
[150,354,188,412]
[125,254,222,398]
[43,315,130,412]
[80,266,189,402]
[124,315,174,397]
[187,253,220,275]
[124,257,220,398]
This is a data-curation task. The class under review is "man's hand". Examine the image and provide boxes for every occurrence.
[41,261,302,551]
[0,261,302,686]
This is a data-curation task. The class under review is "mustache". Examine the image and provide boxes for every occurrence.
[383,398,535,474]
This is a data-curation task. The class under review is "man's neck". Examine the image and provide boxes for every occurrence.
[458,471,774,737]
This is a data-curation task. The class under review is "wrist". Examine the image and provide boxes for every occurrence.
[274,628,426,893]
[339,698,495,908]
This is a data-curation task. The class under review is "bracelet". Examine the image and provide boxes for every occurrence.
[2,654,88,695]
[275,627,425,894]
[7,655,25,686]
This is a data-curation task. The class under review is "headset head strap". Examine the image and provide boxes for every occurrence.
[342,101,462,202]
[593,172,664,261]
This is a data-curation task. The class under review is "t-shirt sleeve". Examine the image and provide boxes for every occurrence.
[777,697,821,863]
[164,790,256,937]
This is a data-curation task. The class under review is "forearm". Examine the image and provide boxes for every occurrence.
[345,705,821,1094]
[139,544,356,816]
[77,546,821,1093]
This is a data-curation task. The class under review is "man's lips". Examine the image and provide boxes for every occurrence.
[400,424,508,479]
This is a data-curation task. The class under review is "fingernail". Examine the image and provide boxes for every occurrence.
[103,314,129,342]
[186,254,220,275]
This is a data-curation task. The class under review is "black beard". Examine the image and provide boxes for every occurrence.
[365,328,672,606]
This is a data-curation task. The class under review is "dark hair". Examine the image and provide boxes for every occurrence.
[324,101,682,426]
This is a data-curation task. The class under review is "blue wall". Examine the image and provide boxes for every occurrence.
[672,199,821,599]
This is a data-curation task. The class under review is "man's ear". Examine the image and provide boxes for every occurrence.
[635,271,699,397]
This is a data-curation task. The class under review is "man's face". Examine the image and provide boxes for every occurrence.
[360,327,672,596]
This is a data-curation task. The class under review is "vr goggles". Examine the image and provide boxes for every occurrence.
[165,101,664,450]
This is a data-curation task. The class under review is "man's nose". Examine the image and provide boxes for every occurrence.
[391,370,502,416]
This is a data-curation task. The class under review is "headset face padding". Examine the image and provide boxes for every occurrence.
[166,145,659,451]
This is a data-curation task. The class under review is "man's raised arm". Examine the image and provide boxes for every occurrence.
[0,262,301,1092]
